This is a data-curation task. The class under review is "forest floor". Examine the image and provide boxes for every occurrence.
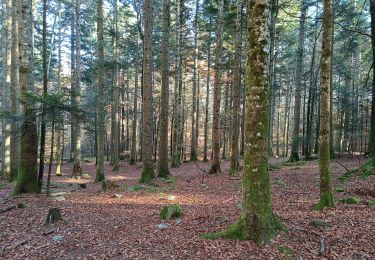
[0,155,374,259]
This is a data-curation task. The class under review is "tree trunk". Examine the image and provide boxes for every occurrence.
[95,0,105,182]
[139,0,155,183]
[55,0,62,176]
[10,0,19,181]
[157,0,171,177]
[72,0,82,177]
[190,0,199,161]
[208,0,224,174]
[229,0,243,175]
[203,0,282,243]
[290,0,307,162]
[13,0,38,195]
[1,0,12,179]
[316,0,334,209]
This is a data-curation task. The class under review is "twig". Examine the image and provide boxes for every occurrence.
[319,236,325,256]
[332,160,350,173]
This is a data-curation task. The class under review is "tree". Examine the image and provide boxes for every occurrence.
[202,0,282,244]
[208,0,224,174]
[139,0,155,183]
[157,0,171,177]
[1,0,11,179]
[316,0,334,209]
[95,0,105,182]
[190,0,199,161]
[72,0,82,177]
[289,0,307,162]
[370,0,375,165]
[229,0,243,174]
[13,0,38,195]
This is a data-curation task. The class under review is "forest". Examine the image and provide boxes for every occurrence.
[0,0,374,258]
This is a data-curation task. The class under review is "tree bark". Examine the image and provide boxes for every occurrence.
[13,0,38,195]
[208,0,224,174]
[316,0,334,209]
[290,0,307,162]
[157,0,171,177]
[139,0,155,183]
[203,0,282,243]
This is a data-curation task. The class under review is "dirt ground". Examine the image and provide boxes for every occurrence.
[0,156,374,259]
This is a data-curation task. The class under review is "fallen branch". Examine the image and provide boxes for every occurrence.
[319,236,325,256]
[0,205,16,214]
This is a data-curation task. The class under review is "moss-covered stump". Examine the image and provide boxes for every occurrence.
[339,197,360,204]
[45,207,64,224]
[160,204,183,220]
[101,180,119,192]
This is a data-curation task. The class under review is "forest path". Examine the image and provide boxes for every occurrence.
[0,156,374,259]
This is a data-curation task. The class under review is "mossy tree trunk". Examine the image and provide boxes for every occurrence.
[289,0,307,162]
[95,0,105,182]
[208,0,224,174]
[202,0,282,244]
[316,0,334,209]
[13,0,38,195]
[157,0,171,178]
[139,0,155,183]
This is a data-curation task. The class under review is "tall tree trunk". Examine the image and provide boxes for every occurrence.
[203,0,282,243]
[112,0,120,171]
[230,0,243,174]
[203,1,212,162]
[95,0,105,182]
[171,0,184,167]
[13,0,38,195]
[208,0,224,174]
[157,0,171,177]
[139,0,155,183]
[10,0,19,181]
[38,0,48,191]
[2,0,12,179]
[72,0,82,177]
[70,8,75,162]
[55,0,62,176]
[316,0,334,209]
[190,0,199,161]
[46,112,55,197]
[290,0,307,162]
[130,46,139,165]
[370,0,375,162]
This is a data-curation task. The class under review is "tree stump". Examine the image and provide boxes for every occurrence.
[45,208,63,224]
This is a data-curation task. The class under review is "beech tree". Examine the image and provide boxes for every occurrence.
[203,0,282,244]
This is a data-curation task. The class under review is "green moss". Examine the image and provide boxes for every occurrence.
[157,166,171,178]
[269,163,281,171]
[201,220,246,240]
[17,203,29,208]
[112,164,119,172]
[95,170,105,182]
[283,160,306,167]
[271,179,287,188]
[334,187,345,193]
[13,167,39,196]
[129,158,136,165]
[339,197,360,204]
[309,218,332,228]
[139,166,155,183]
[366,199,375,207]
[277,246,296,259]
[160,204,183,220]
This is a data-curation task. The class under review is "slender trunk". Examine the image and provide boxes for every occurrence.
[95,0,105,181]
[190,0,199,161]
[208,0,224,174]
[316,0,334,209]
[139,0,155,183]
[290,0,307,162]
[55,0,62,175]
[157,0,171,177]
[72,0,82,177]
[229,0,243,174]
[46,112,55,197]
